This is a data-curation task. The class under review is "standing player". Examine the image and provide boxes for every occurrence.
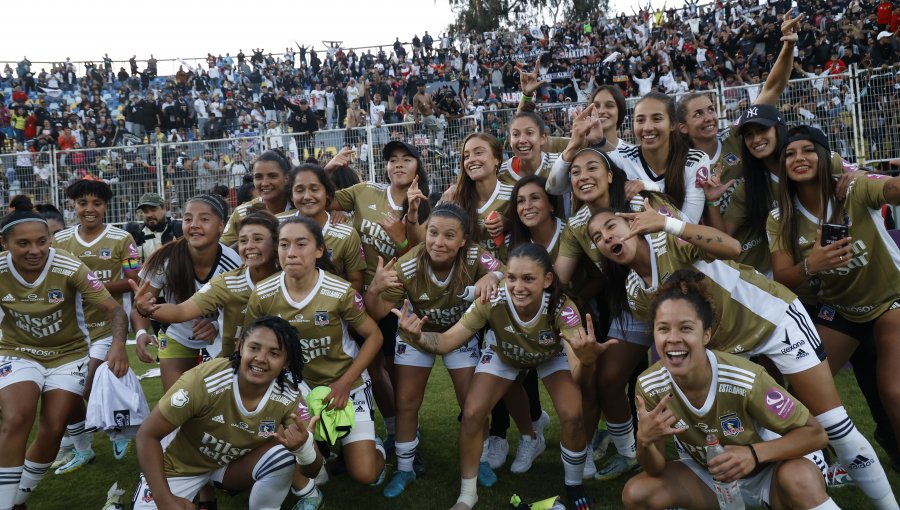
[621,273,838,510]
[52,180,142,471]
[0,206,129,510]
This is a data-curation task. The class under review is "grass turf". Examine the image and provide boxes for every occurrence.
[21,346,900,509]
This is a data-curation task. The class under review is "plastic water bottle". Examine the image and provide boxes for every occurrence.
[705,434,745,509]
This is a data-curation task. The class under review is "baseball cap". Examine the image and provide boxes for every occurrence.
[733,104,785,133]
[783,125,830,154]
[382,140,421,160]
[877,31,892,41]
[136,192,165,209]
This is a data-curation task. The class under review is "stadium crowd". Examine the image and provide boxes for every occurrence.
[1,1,900,510]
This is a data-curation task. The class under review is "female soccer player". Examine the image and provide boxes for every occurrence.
[0,206,129,509]
[132,194,242,391]
[279,163,366,291]
[497,112,560,185]
[508,175,565,260]
[394,243,605,510]
[365,203,503,498]
[133,316,321,510]
[220,150,293,246]
[589,204,898,508]
[620,272,838,510]
[131,210,280,359]
[245,216,385,492]
[768,125,900,464]
[52,179,141,470]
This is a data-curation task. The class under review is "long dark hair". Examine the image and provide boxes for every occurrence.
[586,208,633,325]
[508,175,561,250]
[507,243,568,334]
[277,215,336,274]
[231,315,304,390]
[385,148,431,224]
[142,193,228,303]
[455,132,504,235]
[635,92,690,210]
[589,84,627,130]
[743,123,789,236]
[288,163,336,210]
[648,269,717,332]
[776,143,839,261]
[416,203,473,298]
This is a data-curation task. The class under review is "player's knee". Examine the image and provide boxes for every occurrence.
[621,474,655,509]
[557,407,583,438]
[775,458,827,507]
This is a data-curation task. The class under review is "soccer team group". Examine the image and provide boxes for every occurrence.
[2,13,900,510]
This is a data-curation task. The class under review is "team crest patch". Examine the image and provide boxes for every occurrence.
[314,311,330,326]
[114,410,131,428]
[258,420,277,437]
[817,305,836,322]
[719,412,744,437]
[159,336,168,350]
[141,485,154,503]
[396,343,407,355]
[765,388,796,420]
[560,306,580,328]
[47,288,64,304]
[724,153,740,166]
[538,330,554,346]
[354,292,365,310]
[0,362,11,377]
[99,248,112,260]
[170,388,189,408]
[480,353,493,364]
[479,251,500,271]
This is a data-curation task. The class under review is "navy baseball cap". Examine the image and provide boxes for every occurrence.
[382,140,421,160]
[733,104,785,133]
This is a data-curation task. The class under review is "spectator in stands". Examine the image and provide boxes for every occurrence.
[194,91,209,137]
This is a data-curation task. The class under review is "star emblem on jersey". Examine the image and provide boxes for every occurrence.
[314,311,330,326]
[719,412,744,437]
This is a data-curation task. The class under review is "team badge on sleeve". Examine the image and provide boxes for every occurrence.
[765,388,796,419]
[47,289,64,305]
[479,252,500,271]
[694,166,710,187]
[128,243,139,259]
[170,388,189,408]
[85,271,103,291]
[560,306,580,328]
[0,362,11,377]
[353,292,365,310]
[719,412,744,437]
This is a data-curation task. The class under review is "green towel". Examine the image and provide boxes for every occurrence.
[305,386,355,445]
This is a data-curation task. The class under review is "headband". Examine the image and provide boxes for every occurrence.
[573,147,615,172]
[431,204,469,228]
[0,216,48,234]
[186,194,227,220]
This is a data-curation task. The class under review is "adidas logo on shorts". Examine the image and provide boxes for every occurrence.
[212,414,225,424]
[795,348,809,359]
[848,454,874,470]
[1,294,13,302]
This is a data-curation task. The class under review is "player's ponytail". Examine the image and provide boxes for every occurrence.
[648,269,717,331]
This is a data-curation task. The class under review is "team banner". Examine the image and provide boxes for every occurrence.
[560,48,593,59]
[541,72,572,80]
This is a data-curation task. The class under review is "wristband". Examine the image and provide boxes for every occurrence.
[747,443,760,468]
[291,432,318,466]
[663,216,686,237]
[522,93,533,102]
[405,213,417,225]
[396,238,409,251]
[706,199,721,208]
[802,258,816,277]
[135,329,148,340]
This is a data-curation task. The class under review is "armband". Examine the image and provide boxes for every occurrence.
[522,93,533,102]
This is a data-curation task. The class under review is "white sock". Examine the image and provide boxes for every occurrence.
[291,478,319,499]
[395,438,418,473]
[607,419,636,458]
[809,498,841,510]
[816,407,897,509]
[560,444,588,486]
[59,435,73,450]
[457,476,478,508]
[66,421,92,453]
[13,460,51,505]
[0,466,23,509]
[384,416,396,437]
[480,438,489,463]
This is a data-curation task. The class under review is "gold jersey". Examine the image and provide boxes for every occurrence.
[276,212,367,280]
[221,197,292,246]
[190,267,257,358]
[334,182,405,285]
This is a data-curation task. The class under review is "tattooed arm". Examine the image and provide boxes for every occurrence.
[617,200,741,260]
[391,300,477,355]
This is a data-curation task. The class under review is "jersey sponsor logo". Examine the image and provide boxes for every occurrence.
[795,348,809,359]
[170,388,189,408]
[538,330,554,346]
[499,340,556,364]
[86,271,103,291]
[1,294,13,302]
[128,243,139,259]
[478,252,500,271]
[0,362,11,377]
[780,332,805,355]
[258,420,277,437]
[723,153,740,166]
[299,336,333,362]
[200,432,253,464]
[271,394,295,406]
[866,173,888,180]
[212,414,225,424]
[51,267,75,277]
[504,325,516,333]
[368,204,378,210]
[232,421,254,434]
[719,412,744,437]
[99,248,112,260]
[820,240,869,276]
[353,292,365,311]
[673,418,688,430]
[694,166,710,188]
[560,306,580,328]
[10,309,64,339]
[694,422,718,434]
[765,388,796,419]
[319,289,344,299]
[314,311,330,326]
[419,292,429,301]
[47,289,63,305]
[422,305,468,327]
[718,383,747,397]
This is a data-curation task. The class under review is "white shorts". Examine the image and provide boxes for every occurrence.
[132,470,225,509]
[89,336,112,361]
[678,449,826,507]
[749,300,826,375]
[395,333,480,369]
[0,355,89,395]
[474,345,569,381]
[299,378,376,445]
[608,311,651,346]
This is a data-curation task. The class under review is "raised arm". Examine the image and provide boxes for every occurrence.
[755,12,803,106]
[391,299,477,354]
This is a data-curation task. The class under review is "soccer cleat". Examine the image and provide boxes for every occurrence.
[112,439,130,460]
[51,446,75,470]
[593,453,638,481]
[54,449,96,474]
[510,434,546,474]
[412,451,427,479]
[825,463,854,488]
[477,460,497,487]
[485,435,509,469]
[533,410,551,438]
[565,484,594,510]
[583,447,597,479]
[292,491,324,510]
[591,429,611,460]
[383,470,416,498]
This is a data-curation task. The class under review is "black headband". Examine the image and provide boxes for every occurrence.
[186,194,227,220]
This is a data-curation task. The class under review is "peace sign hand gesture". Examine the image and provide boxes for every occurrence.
[560,313,620,366]
[518,62,548,97]
[615,198,667,241]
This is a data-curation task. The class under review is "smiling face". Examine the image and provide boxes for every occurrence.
[238,326,288,387]
[509,116,547,163]
[2,221,51,274]
[783,140,821,184]
[743,124,778,160]
[505,256,552,310]
[653,298,711,377]
[678,95,718,143]
[253,160,289,203]
[291,170,330,218]
[182,201,225,250]
[516,182,554,229]
[386,148,418,188]
[74,194,107,230]
[238,223,276,270]
[425,216,467,267]
[278,222,324,279]
[591,89,620,134]
[463,136,500,182]
[570,150,614,206]
[588,211,639,265]
[633,98,674,151]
